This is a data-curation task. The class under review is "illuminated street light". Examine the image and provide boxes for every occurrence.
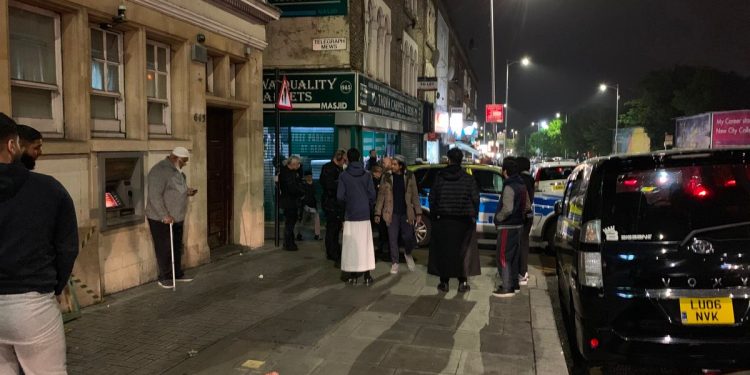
[504,55,532,158]
[556,112,561,119]
[598,82,621,154]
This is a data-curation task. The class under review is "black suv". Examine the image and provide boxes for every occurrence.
[555,148,750,368]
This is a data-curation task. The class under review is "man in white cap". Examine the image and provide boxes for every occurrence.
[146,147,197,288]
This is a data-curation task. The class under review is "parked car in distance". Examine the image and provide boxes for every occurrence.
[532,161,577,195]
[555,148,750,368]
[409,163,504,247]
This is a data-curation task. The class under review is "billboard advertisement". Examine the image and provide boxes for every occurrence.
[712,110,750,148]
[675,113,712,149]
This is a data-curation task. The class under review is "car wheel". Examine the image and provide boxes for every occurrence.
[544,217,558,255]
[414,215,431,247]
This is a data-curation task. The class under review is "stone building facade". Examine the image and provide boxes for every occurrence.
[262,0,477,219]
[0,0,280,302]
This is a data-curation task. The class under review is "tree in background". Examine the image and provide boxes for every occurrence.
[620,66,750,148]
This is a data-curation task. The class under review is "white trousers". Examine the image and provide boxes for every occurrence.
[341,220,376,272]
[0,292,67,375]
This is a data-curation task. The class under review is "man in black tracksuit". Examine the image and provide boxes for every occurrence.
[0,113,79,373]
[493,158,531,297]
[320,150,346,264]
[516,157,535,284]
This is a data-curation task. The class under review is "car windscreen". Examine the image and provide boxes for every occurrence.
[538,166,574,181]
[609,163,750,241]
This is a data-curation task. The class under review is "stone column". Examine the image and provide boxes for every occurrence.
[60,8,90,141]
[123,27,147,140]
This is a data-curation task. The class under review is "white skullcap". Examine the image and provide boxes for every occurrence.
[171,147,190,158]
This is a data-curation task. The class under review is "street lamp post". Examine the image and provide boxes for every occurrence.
[504,56,530,159]
[599,83,620,154]
[490,0,496,135]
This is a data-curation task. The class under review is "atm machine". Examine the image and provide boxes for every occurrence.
[98,152,145,230]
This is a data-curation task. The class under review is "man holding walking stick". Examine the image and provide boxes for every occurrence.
[146,147,197,289]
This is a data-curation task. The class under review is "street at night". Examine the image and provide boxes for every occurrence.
[1,0,750,374]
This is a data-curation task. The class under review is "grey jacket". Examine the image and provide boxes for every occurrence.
[146,159,189,222]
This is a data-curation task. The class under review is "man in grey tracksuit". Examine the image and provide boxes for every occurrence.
[146,147,197,288]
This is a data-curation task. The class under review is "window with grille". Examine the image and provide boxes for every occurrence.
[146,41,171,135]
[91,27,125,137]
[9,3,63,136]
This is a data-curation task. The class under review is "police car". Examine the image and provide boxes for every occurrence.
[530,193,562,252]
[409,164,504,247]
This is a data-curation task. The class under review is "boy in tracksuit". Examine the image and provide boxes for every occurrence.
[493,158,531,297]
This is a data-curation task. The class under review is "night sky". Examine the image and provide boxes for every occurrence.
[442,0,750,131]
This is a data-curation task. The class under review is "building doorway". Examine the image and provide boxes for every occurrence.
[206,108,234,249]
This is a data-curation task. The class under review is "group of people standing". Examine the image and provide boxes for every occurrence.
[277,146,536,297]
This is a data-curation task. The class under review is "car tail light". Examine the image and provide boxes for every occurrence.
[582,219,601,244]
[579,251,603,288]
[589,338,600,349]
[725,179,737,187]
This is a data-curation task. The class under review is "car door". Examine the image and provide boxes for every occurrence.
[471,168,504,229]
[556,164,591,301]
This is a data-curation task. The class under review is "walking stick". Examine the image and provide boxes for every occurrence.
[169,223,177,292]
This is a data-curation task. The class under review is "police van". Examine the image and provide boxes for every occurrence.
[409,164,504,247]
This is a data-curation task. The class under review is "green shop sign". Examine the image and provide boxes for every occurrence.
[358,75,421,124]
[263,71,356,112]
[268,0,348,17]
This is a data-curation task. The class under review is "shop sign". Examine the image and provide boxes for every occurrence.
[263,71,356,112]
[418,77,438,91]
[313,37,347,51]
[712,110,750,148]
[268,0,348,17]
[358,74,421,124]
[485,104,504,123]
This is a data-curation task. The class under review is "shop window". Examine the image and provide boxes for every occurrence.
[9,3,63,136]
[146,41,171,135]
[90,27,125,137]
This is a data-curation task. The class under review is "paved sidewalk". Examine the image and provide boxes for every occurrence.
[65,241,567,375]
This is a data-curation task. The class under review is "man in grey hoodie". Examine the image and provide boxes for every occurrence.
[146,147,197,288]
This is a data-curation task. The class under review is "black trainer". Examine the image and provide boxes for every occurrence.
[437,282,449,292]
[458,282,470,293]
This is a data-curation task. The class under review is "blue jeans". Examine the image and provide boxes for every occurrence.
[497,225,522,292]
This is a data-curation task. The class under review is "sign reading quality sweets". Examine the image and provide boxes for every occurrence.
[358,74,421,124]
[269,0,348,17]
[263,71,356,111]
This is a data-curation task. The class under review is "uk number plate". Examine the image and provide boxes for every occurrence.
[679,297,734,325]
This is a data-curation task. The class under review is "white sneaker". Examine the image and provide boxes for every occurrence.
[176,277,193,283]
[390,263,399,274]
[519,273,528,286]
[405,255,415,271]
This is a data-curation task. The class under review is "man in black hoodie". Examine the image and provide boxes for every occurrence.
[516,157,535,285]
[320,149,346,264]
[0,113,79,374]
[492,158,530,298]
[279,156,305,251]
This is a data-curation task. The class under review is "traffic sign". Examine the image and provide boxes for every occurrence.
[486,104,504,123]
[276,76,293,110]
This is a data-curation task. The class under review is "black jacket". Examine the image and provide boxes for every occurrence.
[278,165,304,210]
[429,164,480,218]
[319,161,344,214]
[366,156,378,171]
[0,162,79,295]
[302,182,317,208]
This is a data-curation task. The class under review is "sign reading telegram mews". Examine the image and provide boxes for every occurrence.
[263,71,356,111]
[358,74,421,124]
[268,0,348,17]
[313,38,347,51]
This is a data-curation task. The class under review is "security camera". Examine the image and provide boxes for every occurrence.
[196,34,206,44]
[112,4,126,23]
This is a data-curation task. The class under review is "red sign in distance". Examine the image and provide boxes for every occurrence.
[486,104,504,123]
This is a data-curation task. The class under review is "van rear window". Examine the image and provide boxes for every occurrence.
[610,164,750,241]
[538,166,574,181]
